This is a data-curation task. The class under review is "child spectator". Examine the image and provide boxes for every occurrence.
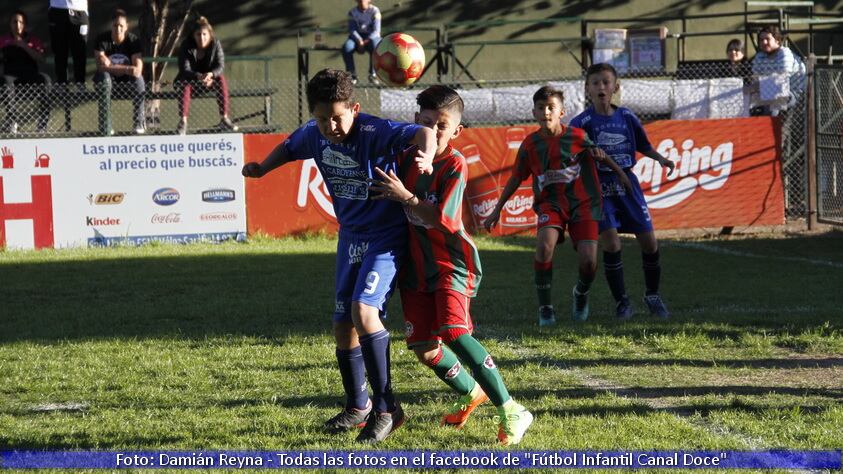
[242,69,436,444]
[342,0,381,83]
[485,85,630,324]
[1,10,51,134]
[93,9,145,134]
[569,63,676,320]
[369,85,533,445]
[175,16,237,135]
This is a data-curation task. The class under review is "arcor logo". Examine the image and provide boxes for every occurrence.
[634,138,733,209]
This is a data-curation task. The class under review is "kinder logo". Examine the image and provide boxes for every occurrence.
[503,194,533,216]
[152,188,180,206]
[88,193,125,205]
[471,198,498,218]
[202,188,235,203]
[297,159,336,218]
[483,355,496,369]
[86,216,120,226]
[151,212,181,224]
[200,212,237,222]
[634,138,733,209]
[445,362,462,379]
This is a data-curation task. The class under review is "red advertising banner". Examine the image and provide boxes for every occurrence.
[244,117,783,236]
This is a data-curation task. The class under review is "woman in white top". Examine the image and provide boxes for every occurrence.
[48,0,89,83]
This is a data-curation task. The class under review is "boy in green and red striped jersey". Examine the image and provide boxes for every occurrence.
[484,85,631,324]
[369,85,532,446]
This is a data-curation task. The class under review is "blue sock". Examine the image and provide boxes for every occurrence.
[603,250,627,302]
[335,347,369,410]
[642,250,661,295]
[359,330,396,413]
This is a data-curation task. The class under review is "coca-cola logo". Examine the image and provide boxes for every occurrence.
[297,159,336,218]
[633,138,733,209]
[503,194,534,216]
[471,197,498,218]
[151,212,181,224]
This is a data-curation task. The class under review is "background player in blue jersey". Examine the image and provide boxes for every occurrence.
[242,68,436,443]
[569,63,676,320]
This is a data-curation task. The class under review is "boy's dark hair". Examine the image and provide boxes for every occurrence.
[585,62,618,80]
[532,85,565,104]
[758,26,783,43]
[112,9,127,21]
[726,38,744,53]
[11,9,27,24]
[306,69,355,112]
[416,85,464,115]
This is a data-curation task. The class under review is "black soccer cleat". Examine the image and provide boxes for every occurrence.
[324,401,372,434]
[355,403,405,444]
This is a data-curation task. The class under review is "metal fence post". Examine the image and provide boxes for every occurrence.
[806,53,818,229]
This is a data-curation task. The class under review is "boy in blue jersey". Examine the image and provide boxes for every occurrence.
[242,68,436,443]
[569,63,676,320]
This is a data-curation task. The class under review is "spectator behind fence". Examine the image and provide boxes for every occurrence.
[93,9,145,134]
[175,16,237,135]
[48,0,88,84]
[751,26,806,116]
[342,0,381,83]
[1,10,51,134]
[725,38,751,84]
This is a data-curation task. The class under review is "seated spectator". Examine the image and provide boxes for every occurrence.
[1,10,51,134]
[93,8,145,134]
[175,16,237,135]
[725,38,751,84]
[342,0,381,83]
[751,26,805,116]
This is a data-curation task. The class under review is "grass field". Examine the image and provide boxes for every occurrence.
[0,231,841,467]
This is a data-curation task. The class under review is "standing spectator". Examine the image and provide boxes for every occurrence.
[751,26,805,116]
[1,10,51,134]
[342,0,381,84]
[93,9,145,134]
[48,0,88,84]
[175,16,237,135]
[725,38,751,83]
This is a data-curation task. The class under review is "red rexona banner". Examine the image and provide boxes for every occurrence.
[244,117,783,236]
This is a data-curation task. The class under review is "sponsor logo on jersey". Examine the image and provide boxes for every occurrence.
[360,124,377,133]
[327,177,369,200]
[202,188,235,203]
[537,165,581,190]
[88,193,125,205]
[152,188,180,206]
[597,131,627,146]
[200,212,238,222]
[86,216,120,226]
[151,212,181,224]
[445,362,462,379]
[634,138,733,209]
[483,355,496,369]
[348,241,369,264]
[321,148,358,169]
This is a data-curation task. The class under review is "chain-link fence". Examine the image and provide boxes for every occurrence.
[815,65,843,225]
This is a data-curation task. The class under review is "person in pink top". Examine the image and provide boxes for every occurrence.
[1,10,51,134]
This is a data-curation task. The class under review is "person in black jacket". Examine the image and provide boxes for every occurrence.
[175,16,237,135]
[93,9,145,134]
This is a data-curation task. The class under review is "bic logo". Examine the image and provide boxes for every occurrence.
[88,193,125,205]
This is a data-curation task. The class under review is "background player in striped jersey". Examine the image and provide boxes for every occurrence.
[242,69,436,444]
[569,63,675,320]
[369,85,533,446]
[484,85,631,324]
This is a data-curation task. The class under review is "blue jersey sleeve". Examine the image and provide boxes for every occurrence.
[378,119,422,159]
[281,121,316,161]
[625,110,654,154]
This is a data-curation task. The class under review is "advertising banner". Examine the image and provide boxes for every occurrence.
[0,134,245,249]
[244,117,784,237]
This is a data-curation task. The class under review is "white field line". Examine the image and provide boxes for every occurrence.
[671,242,843,269]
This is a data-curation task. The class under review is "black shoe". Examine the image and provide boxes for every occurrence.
[324,401,372,434]
[356,403,405,444]
[616,296,633,320]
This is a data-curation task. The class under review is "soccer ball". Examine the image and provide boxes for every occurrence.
[373,33,425,86]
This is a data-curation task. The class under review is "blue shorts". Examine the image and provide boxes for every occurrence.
[598,170,654,235]
[333,226,407,323]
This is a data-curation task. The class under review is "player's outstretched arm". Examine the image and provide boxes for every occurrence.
[369,167,451,232]
[408,127,436,174]
[242,142,292,178]
[642,149,676,177]
[484,172,522,231]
